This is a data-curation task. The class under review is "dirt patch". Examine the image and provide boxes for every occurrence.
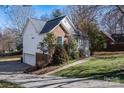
[31,66,59,75]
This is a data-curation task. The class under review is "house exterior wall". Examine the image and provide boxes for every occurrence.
[23,20,46,55]
[52,25,65,37]
[23,20,46,66]
[61,17,76,35]
[77,37,90,57]
[52,25,68,44]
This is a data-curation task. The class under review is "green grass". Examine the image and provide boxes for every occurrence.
[53,54,124,83]
[0,80,21,88]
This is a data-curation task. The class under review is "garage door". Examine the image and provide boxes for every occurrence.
[23,53,36,66]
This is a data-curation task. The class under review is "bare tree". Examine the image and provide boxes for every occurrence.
[101,5,124,34]
[1,5,33,34]
[0,5,34,51]
[66,5,105,53]
[0,28,19,52]
[116,5,124,15]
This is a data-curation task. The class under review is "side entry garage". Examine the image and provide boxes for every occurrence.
[23,53,36,66]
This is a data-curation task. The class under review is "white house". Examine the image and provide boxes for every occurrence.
[23,16,90,66]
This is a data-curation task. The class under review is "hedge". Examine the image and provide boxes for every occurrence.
[0,51,22,57]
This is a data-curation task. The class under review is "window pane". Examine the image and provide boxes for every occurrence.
[57,37,63,45]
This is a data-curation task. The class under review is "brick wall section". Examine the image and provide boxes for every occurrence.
[52,25,68,44]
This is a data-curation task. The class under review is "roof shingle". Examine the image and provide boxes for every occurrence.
[40,16,66,34]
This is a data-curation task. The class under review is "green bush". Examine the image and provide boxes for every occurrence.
[52,45,69,65]
[64,37,79,60]
[70,51,79,60]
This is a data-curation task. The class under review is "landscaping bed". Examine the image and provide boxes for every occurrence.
[27,59,78,75]
[53,54,124,83]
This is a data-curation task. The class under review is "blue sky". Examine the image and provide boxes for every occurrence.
[32,5,65,18]
[0,5,66,30]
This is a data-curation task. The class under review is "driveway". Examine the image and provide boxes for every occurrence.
[0,61,30,74]
[0,61,124,88]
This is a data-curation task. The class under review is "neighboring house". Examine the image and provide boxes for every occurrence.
[101,31,124,50]
[23,16,90,66]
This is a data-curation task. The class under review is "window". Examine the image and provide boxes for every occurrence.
[57,36,63,45]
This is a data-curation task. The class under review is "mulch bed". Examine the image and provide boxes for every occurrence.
[31,66,59,75]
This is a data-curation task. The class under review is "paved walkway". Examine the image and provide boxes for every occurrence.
[45,58,91,75]
[1,74,124,88]
[0,60,124,88]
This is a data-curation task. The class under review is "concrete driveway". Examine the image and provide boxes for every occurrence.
[0,61,124,88]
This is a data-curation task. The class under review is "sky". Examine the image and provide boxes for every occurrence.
[0,5,66,31]
[32,5,65,18]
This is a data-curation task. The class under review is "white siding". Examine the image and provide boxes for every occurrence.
[78,39,90,57]
[23,20,46,55]
[23,20,46,66]
[23,53,36,66]
[61,18,75,34]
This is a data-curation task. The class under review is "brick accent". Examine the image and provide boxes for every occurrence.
[52,25,68,44]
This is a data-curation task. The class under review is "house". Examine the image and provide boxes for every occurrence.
[23,16,90,66]
[101,31,124,50]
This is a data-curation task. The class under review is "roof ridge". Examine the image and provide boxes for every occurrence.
[47,15,66,22]
[29,17,47,22]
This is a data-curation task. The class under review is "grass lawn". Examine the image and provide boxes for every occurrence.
[53,54,124,83]
[0,80,21,88]
[0,55,21,62]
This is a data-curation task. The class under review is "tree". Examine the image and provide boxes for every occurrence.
[1,5,33,34]
[52,9,63,18]
[67,37,79,59]
[39,32,56,63]
[0,5,34,51]
[100,5,124,34]
[0,28,18,52]
[52,45,69,65]
[86,23,105,51]
[116,5,124,15]
[66,5,105,53]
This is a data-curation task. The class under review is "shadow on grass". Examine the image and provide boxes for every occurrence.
[85,69,124,83]
[0,80,21,88]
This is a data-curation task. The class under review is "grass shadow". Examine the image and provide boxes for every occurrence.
[86,69,124,83]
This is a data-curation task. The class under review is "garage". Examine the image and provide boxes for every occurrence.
[23,53,36,66]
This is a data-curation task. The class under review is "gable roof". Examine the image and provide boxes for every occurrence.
[23,16,78,36]
[40,16,66,34]
[101,31,115,42]
[22,18,46,35]
[30,18,46,33]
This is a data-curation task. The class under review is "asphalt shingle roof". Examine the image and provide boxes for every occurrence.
[40,16,66,34]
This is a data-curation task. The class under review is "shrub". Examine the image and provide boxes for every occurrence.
[70,51,79,60]
[64,37,79,60]
[52,45,69,65]
[0,51,22,57]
